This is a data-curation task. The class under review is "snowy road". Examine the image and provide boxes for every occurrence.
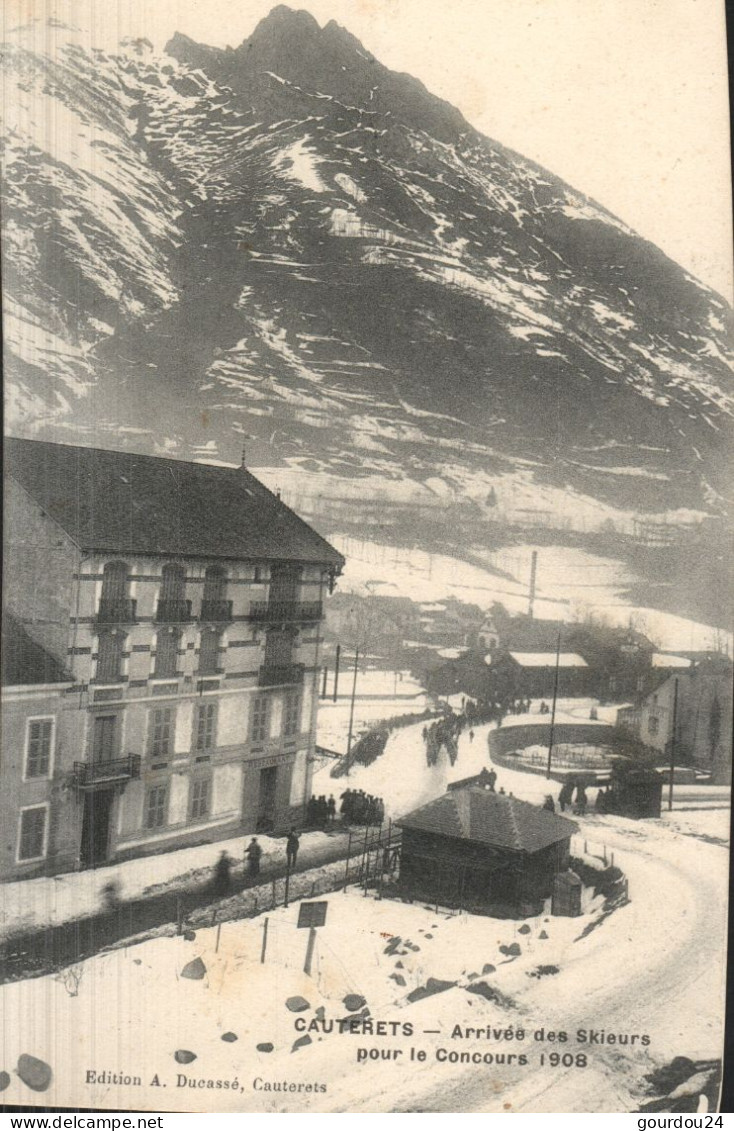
[313,714,729,1112]
[386,817,727,1113]
[318,725,729,1113]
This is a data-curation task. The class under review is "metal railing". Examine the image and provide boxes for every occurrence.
[248,600,322,623]
[258,663,305,687]
[199,598,233,622]
[72,754,141,787]
[95,598,137,624]
[155,599,192,623]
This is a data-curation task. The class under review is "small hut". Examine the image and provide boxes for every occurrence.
[396,787,578,917]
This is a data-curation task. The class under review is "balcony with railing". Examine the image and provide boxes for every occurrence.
[199,598,233,623]
[72,754,141,789]
[155,599,192,624]
[95,598,137,625]
[248,600,323,624]
[258,663,305,687]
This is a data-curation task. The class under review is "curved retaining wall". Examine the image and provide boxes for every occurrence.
[488,721,614,783]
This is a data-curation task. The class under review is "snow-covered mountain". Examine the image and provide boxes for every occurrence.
[3,6,733,516]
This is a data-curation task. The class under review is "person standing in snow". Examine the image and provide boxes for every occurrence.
[245,837,263,878]
[575,784,588,816]
[286,828,300,871]
[558,778,575,813]
[213,850,233,896]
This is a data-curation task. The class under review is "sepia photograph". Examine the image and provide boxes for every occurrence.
[1,0,732,1115]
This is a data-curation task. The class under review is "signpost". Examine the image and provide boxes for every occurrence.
[297,901,328,976]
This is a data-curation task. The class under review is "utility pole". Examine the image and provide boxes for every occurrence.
[528,550,538,619]
[346,647,360,758]
[546,626,562,778]
[668,677,679,811]
[333,643,341,702]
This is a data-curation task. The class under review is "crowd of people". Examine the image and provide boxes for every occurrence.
[339,788,385,826]
[422,715,461,766]
[304,789,386,827]
[306,794,337,826]
[558,777,589,815]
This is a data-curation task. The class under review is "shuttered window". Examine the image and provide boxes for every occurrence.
[194,702,217,751]
[26,719,53,777]
[145,785,167,829]
[18,807,47,861]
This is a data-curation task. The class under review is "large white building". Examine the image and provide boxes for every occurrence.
[2,438,343,880]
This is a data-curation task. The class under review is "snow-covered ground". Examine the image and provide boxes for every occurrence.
[0,793,727,1113]
[313,702,614,821]
[330,534,732,654]
[0,829,344,940]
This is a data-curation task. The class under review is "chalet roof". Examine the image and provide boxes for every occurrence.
[508,651,588,668]
[5,438,344,567]
[494,614,654,655]
[397,787,578,854]
[1,613,70,687]
[651,653,692,669]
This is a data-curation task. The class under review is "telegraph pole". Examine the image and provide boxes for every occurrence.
[546,626,562,778]
[346,647,360,758]
[668,678,679,811]
[333,643,341,701]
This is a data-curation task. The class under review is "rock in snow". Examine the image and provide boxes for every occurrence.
[17,1055,53,1092]
[285,996,310,1012]
[180,957,207,980]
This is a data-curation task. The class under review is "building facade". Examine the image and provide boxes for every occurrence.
[2,438,344,880]
[617,656,733,785]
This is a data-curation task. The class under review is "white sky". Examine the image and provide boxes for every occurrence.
[5,0,733,299]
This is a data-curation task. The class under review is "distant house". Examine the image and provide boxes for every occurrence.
[2,437,343,879]
[617,656,732,784]
[487,610,658,701]
[504,651,590,698]
[396,787,578,916]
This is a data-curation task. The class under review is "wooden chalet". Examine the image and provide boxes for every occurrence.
[396,787,578,917]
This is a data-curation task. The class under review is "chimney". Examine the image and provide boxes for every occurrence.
[240,444,246,469]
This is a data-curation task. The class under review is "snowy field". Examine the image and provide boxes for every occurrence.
[316,667,431,752]
[0,795,727,1113]
[330,534,732,654]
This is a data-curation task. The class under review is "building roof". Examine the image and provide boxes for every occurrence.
[651,653,692,669]
[5,438,344,567]
[2,612,71,687]
[397,787,578,854]
[507,651,588,668]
